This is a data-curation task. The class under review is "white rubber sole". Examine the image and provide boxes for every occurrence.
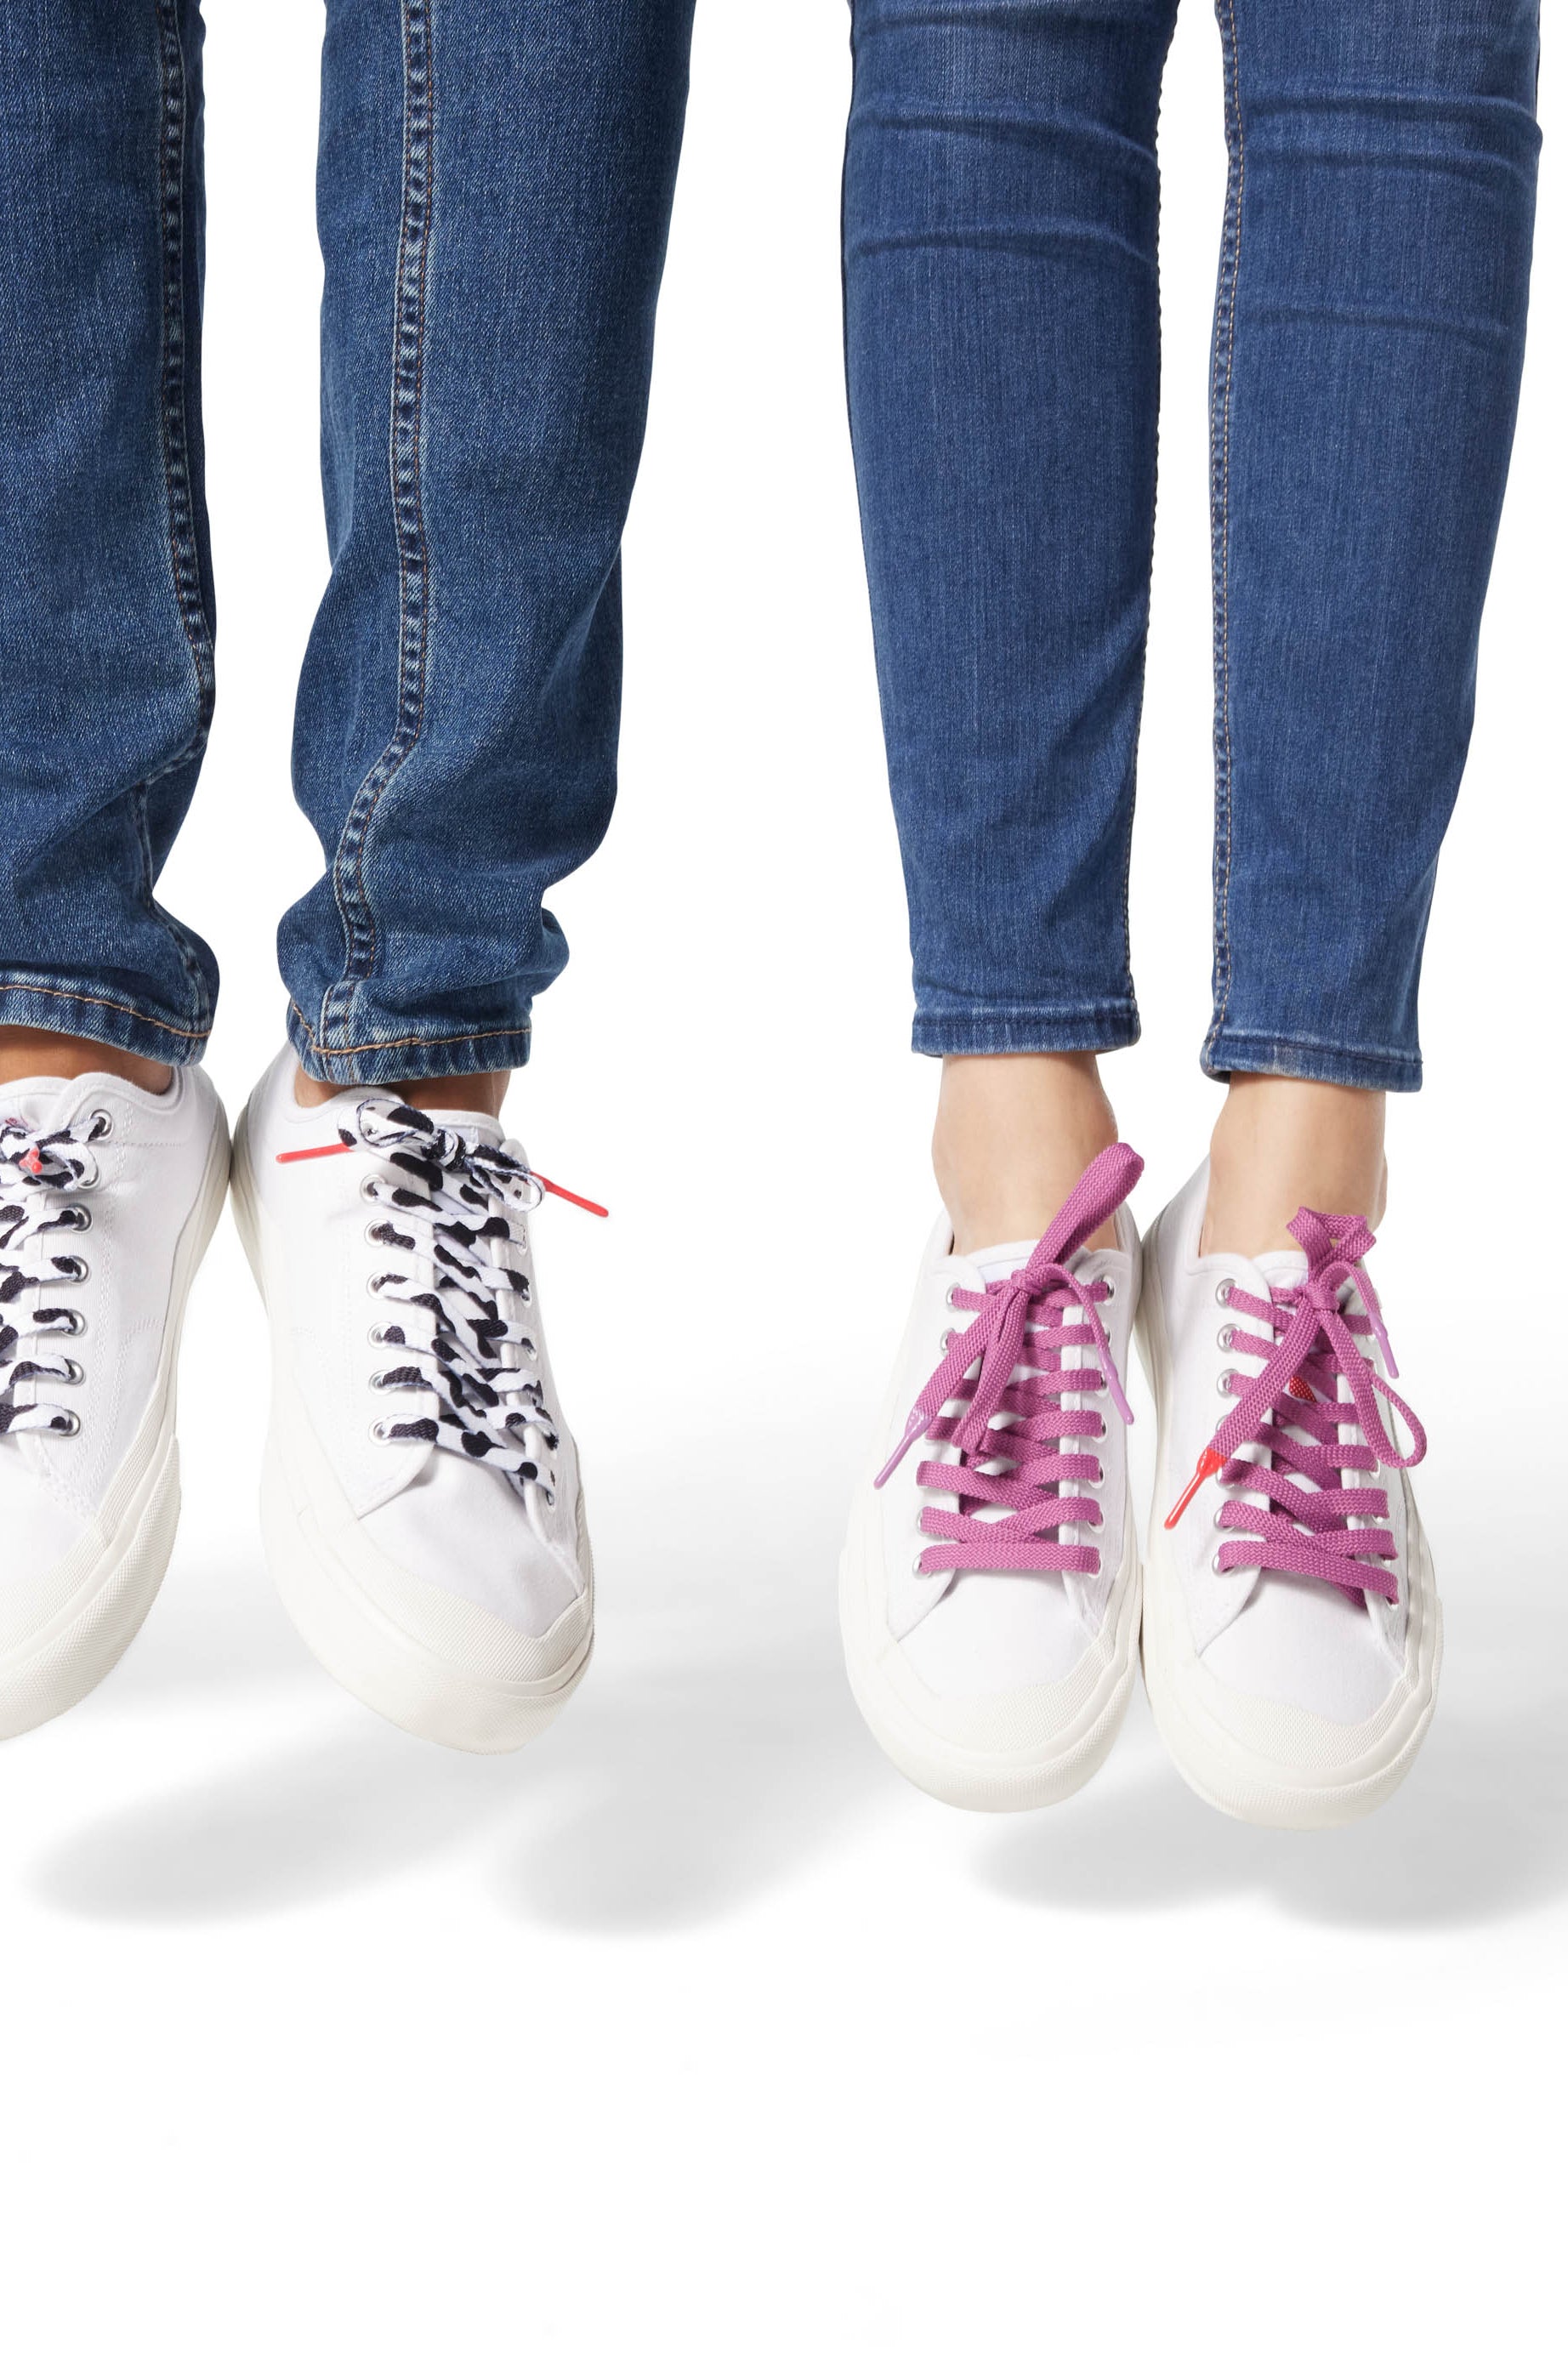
[1135,1215,1442,1830]
[231,1110,593,1756]
[839,1498,1143,1814]
[0,1111,231,1741]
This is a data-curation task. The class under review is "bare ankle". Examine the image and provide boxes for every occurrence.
[1203,1074,1386,1257]
[293,1059,510,1122]
[0,1024,173,1096]
[934,1052,1120,1256]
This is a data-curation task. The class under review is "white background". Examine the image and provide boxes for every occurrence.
[3,3,1563,2345]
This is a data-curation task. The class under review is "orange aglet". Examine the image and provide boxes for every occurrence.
[1165,1445,1226,1530]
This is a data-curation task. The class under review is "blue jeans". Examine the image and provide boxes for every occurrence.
[0,0,694,1083]
[845,0,1541,1088]
[0,3,1541,1092]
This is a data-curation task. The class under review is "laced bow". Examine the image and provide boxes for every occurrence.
[0,1111,104,1439]
[876,1144,1143,1577]
[1167,1208,1424,1605]
[344,1100,560,1500]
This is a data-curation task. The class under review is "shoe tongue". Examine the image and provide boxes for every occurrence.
[968,1238,1038,1286]
[1253,1248,1310,1291]
[0,1075,81,1134]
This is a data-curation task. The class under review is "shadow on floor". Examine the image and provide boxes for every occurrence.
[27,1574,889,1932]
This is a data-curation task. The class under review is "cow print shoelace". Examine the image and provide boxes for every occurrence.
[0,1111,105,1440]
[346,1100,560,1503]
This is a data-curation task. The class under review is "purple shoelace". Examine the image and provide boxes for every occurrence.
[1167,1208,1425,1605]
[876,1144,1143,1577]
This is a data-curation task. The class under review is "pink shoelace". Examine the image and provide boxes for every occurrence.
[1165,1208,1425,1604]
[875,1144,1143,1577]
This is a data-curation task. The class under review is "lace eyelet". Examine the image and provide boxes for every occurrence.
[88,1110,113,1141]
[1100,1279,1116,1304]
[1217,1370,1233,1396]
[943,1283,958,1310]
[60,1359,83,1386]
[369,1419,395,1446]
[1217,1323,1236,1351]
[940,1327,955,1351]
[360,1176,379,1204]
[1215,1277,1234,1307]
[60,1256,89,1284]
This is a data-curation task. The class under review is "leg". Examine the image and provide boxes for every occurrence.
[1202,0,1540,1250]
[281,0,696,1105]
[844,0,1179,1249]
[0,0,216,1089]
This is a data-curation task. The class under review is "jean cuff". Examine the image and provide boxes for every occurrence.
[1202,1026,1422,1094]
[0,975,210,1066]
[912,1003,1139,1060]
[287,1000,534,1088]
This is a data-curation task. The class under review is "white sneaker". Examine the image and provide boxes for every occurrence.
[230,1048,593,1753]
[0,1065,229,1736]
[1137,1161,1440,1828]
[840,1144,1145,1811]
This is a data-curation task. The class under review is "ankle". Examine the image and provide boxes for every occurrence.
[1203,1074,1386,1257]
[0,1025,173,1096]
[933,1052,1120,1256]
[293,1060,510,1122]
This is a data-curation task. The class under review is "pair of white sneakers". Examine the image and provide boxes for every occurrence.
[0,1050,589,1753]
[0,1066,1437,1827]
[841,1142,1441,1828]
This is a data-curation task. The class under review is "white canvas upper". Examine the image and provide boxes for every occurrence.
[839,1202,1143,1812]
[231,1048,592,1752]
[1136,1160,1441,1827]
[0,1064,229,1734]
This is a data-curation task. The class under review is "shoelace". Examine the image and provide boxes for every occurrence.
[876,1144,1143,1577]
[1164,1208,1425,1604]
[310,1100,562,1503]
[0,1111,105,1440]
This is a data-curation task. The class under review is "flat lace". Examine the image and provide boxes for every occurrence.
[0,1112,102,1439]
[876,1144,1143,1577]
[345,1100,560,1502]
[1207,1209,1424,1605]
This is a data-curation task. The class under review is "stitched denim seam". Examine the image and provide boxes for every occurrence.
[0,976,212,1044]
[146,0,214,1031]
[1210,1025,1421,1066]
[1207,0,1246,1061]
[289,998,530,1058]
[321,0,435,1053]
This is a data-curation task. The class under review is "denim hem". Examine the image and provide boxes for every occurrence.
[287,1000,532,1086]
[0,975,210,1064]
[1202,1028,1421,1094]
[912,1005,1140,1060]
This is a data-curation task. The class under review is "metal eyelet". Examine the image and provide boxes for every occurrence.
[1100,1279,1116,1304]
[60,1359,83,1386]
[88,1110,113,1141]
[1212,1506,1227,1531]
[59,1255,89,1284]
[940,1327,956,1351]
[369,1419,395,1446]
[1217,1370,1233,1396]
[1089,1464,1105,1487]
[1215,1277,1234,1306]
[943,1283,958,1310]
[360,1176,379,1204]
[1217,1323,1236,1351]
[43,1408,82,1436]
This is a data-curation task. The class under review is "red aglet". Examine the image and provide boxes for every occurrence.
[1287,1374,1313,1402]
[1165,1445,1226,1530]
[533,1174,609,1218]
[276,1142,354,1163]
